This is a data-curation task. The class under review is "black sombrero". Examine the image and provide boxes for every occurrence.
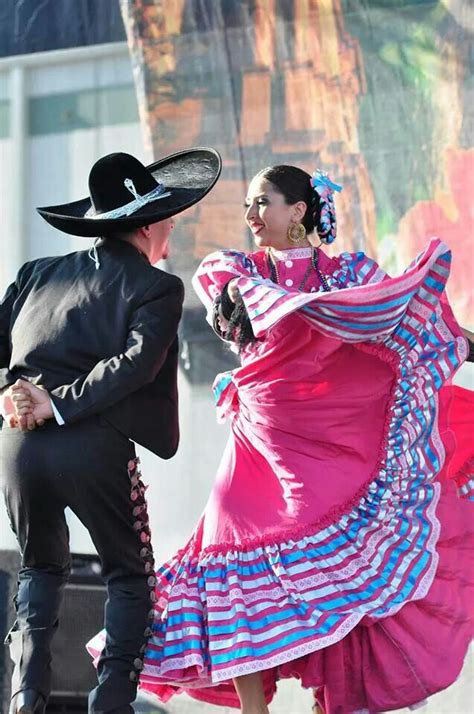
[36,147,222,238]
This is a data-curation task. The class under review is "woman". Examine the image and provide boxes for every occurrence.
[89,165,473,714]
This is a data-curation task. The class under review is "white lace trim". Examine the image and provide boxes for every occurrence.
[211,611,362,681]
[144,652,207,678]
[142,610,363,684]
[268,246,313,260]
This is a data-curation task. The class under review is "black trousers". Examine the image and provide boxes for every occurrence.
[0,416,156,713]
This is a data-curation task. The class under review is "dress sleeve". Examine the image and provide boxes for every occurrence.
[231,240,464,347]
[193,239,467,378]
[192,250,259,320]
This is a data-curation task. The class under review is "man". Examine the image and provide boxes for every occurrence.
[0,148,221,714]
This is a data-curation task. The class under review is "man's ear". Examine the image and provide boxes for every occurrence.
[138,224,150,238]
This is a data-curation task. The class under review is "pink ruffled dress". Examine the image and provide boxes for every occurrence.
[88,239,473,713]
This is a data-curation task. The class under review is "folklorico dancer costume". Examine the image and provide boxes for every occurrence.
[0,148,222,714]
[88,171,474,714]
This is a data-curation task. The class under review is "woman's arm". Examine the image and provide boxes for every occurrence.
[211,279,257,349]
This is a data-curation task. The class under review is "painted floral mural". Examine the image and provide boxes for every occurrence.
[120,0,472,326]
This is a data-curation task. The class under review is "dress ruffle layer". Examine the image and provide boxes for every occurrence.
[87,240,472,712]
[283,478,474,713]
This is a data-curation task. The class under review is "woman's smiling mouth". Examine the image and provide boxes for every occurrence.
[249,221,264,234]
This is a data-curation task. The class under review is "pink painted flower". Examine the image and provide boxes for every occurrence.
[396,148,473,324]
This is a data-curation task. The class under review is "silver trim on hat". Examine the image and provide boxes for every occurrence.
[85,179,171,220]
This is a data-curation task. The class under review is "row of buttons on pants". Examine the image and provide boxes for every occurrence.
[127,457,156,684]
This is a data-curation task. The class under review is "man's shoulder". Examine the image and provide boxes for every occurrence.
[21,249,89,269]
[152,266,184,287]
[17,249,184,303]
[17,253,71,282]
[144,267,184,300]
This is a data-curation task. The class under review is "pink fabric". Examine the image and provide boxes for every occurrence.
[203,316,395,549]
[283,476,474,714]
[438,385,474,498]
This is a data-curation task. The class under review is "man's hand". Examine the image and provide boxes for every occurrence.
[10,380,53,430]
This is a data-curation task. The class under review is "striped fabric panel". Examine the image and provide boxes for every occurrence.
[236,239,451,340]
[192,241,451,342]
[192,243,444,341]
[458,480,474,500]
[141,477,439,682]
[192,250,257,317]
[454,457,474,502]
[192,248,374,335]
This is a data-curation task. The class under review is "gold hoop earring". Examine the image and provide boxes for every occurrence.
[288,222,306,244]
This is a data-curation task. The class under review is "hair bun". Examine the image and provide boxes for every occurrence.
[310,170,342,245]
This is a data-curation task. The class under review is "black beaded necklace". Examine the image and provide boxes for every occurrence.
[266,247,331,293]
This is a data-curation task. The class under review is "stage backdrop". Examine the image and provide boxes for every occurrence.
[120,0,473,331]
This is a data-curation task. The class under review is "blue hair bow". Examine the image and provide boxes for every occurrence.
[310,170,343,194]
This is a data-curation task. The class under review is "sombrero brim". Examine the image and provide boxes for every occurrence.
[36,147,222,238]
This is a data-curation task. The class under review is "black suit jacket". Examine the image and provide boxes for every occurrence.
[0,239,184,458]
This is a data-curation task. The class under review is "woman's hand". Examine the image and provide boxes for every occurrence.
[461,327,474,362]
[227,279,240,304]
[216,305,229,334]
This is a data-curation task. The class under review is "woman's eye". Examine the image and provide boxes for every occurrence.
[244,199,268,208]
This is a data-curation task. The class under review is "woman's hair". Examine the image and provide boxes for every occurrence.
[256,165,336,242]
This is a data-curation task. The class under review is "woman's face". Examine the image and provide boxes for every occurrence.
[244,176,307,250]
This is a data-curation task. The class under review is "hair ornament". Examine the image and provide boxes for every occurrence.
[310,170,342,245]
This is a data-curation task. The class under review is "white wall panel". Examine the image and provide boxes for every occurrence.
[27,54,134,96]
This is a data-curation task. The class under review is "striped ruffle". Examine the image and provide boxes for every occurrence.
[456,460,474,500]
[234,240,456,342]
[88,239,468,703]
[193,240,456,346]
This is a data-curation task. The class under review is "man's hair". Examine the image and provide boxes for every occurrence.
[106,229,138,242]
